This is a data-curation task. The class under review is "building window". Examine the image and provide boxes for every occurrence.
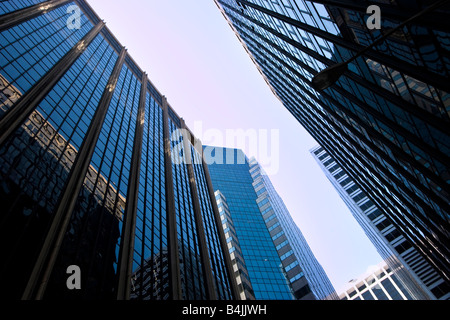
[375,218,391,231]
[431,281,450,299]
[362,290,374,300]
[394,241,413,254]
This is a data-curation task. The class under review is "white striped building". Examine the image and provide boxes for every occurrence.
[311,145,450,300]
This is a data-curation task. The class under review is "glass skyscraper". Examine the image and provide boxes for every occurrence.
[311,145,450,300]
[205,146,337,300]
[248,157,337,300]
[215,189,256,300]
[213,0,450,286]
[0,0,237,300]
[205,146,294,300]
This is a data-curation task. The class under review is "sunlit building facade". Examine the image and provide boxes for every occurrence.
[205,146,337,300]
[214,0,450,286]
[205,146,294,300]
[0,0,237,300]
[339,261,417,300]
[248,157,338,300]
[215,190,256,300]
[311,145,450,300]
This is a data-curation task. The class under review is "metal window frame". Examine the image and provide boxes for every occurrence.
[22,45,127,300]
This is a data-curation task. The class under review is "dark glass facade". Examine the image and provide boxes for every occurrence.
[0,0,237,300]
[311,145,450,300]
[213,0,450,285]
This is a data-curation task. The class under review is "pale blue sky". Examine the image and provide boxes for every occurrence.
[89,0,383,292]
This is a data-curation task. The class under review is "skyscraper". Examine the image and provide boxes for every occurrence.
[0,0,237,300]
[205,146,337,300]
[248,157,338,300]
[205,146,294,300]
[339,261,418,300]
[311,145,450,300]
[215,189,256,300]
[213,0,450,285]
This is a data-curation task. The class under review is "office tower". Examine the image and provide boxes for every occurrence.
[213,0,450,286]
[216,190,256,300]
[339,261,421,300]
[311,145,450,300]
[248,157,338,300]
[0,0,238,300]
[205,146,294,300]
[205,146,336,300]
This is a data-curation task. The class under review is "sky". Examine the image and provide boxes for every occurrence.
[88,0,383,293]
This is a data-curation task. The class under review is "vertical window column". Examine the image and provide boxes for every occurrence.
[22,45,126,300]
[0,0,70,31]
[201,151,241,300]
[116,73,147,300]
[0,21,105,146]
[162,96,182,300]
[180,119,217,300]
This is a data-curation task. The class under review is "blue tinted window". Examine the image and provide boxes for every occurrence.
[206,147,293,300]
[192,147,233,299]
[131,92,168,300]
[170,121,207,300]
[0,31,117,299]
[0,0,47,15]
[47,62,141,299]
[0,3,92,117]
